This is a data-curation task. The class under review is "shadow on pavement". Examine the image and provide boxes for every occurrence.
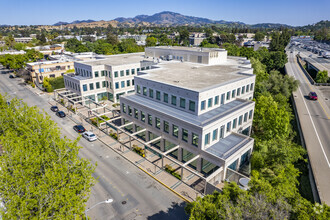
[147,202,189,220]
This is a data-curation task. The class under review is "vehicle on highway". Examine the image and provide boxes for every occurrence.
[73,125,86,133]
[56,111,66,118]
[50,106,59,112]
[308,92,318,100]
[82,131,97,141]
[9,75,15,78]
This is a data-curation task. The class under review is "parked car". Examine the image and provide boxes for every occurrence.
[50,106,59,112]
[73,125,86,133]
[56,111,66,118]
[309,92,318,100]
[82,131,97,142]
[9,75,15,78]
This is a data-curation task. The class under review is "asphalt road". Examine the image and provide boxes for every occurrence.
[286,51,330,204]
[0,72,188,220]
[293,47,330,74]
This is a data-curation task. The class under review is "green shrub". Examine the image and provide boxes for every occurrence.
[90,118,98,127]
[164,164,181,180]
[109,130,118,140]
[132,145,145,157]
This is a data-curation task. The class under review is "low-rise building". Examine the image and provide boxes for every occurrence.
[14,37,33,43]
[189,33,206,46]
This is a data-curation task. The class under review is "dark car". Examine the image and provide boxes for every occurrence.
[73,125,86,133]
[50,106,59,112]
[9,75,15,78]
[56,111,66,118]
[309,92,318,100]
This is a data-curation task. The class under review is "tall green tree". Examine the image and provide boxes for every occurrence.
[315,70,329,83]
[146,36,157,47]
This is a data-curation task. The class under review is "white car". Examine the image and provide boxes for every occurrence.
[82,131,97,142]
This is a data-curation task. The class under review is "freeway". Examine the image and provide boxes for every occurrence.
[0,73,188,219]
[286,50,330,205]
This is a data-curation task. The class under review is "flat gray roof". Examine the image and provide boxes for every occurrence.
[147,46,226,53]
[138,60,253,91]
[79,52,149,66]
[122,94,254,127]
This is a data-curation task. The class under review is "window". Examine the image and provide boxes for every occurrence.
[212,129,218,141]
[148,114,152,125]
[238,115,243,125]
[208,98,213,108]
[180,98,186,108]
[109,82,112,89]
[249,110,253,119]
[242,86,245,94]
[132,79,134,85]
[164,121,169,133]
[101,71,104,76]
[171,95,177,106]
[126,69,129,76]
[105,71,107,76]
[214,96,219,105]
[201,100,206,110]
[172,125,178,137]
[219,125,225,139]
[244,112,248,122]
[156,117,160,129]
[156,91,161,100]
[226,122,231,132]
[122,103,126,113]
[96,82,100,89]
[221,93,225,104]
[126,80,130,87]
[204,133,210,145]
[120,70,124,77]
[102,81,106,88]
[128,106,132,116]
[149,89,154,98]
[233,118,237,129]
[226,91,230,100]
[131,69,135,75]
[121,81,125,88]
[137,68,140,72]
[182,129,188,142]
[115,82,119,89]
[114,71,118,78]
[246,84,249,93]
[232,90,236,98]
[95,71,99,77]
[143,87,147,96]
[141,111,145,122]
[137,85,141,94]
[237,88,241,96]
[192,133,199,147]
[83,84,87,91]
[89,83,94,90]
[163,93,168,103]
[134,109,138,119]
[250,83,254,91]
[189,101,195,112]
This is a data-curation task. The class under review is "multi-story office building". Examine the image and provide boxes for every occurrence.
[63,53,155,103]
[120,47,255,184]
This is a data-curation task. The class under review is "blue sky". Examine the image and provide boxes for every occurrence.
[0,0,329,26]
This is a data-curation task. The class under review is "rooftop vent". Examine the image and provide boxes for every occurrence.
[173,80,180,83]
[191,67,197,69]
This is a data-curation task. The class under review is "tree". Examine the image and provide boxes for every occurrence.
[315,70,329,83]
[254,32,265,41]
[36,33,47,44]
[0,95,95,219]
[263,51,288,72]
[179,29,190,46]
[106,33,119,45]
[4,35,15,49]
[146,36,157,47]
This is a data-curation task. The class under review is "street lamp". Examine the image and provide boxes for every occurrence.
[85,198,113,220]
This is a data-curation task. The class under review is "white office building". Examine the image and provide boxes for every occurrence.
[120,47,256,184]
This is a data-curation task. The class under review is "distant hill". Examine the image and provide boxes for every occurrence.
[53,19,95,26]
[250,23,292,28]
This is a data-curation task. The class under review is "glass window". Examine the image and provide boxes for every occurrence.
[121,81,125,88]
[102,81,106,88]
[108,71,111,78]
[105,71,107,76]
[115,82,119,89]
[208,98,213,108]
[126,80,130,87]
[237,88,241,96]
[172,125,178,137]
[101,71,104,76]
[148,114,152,125]
[126,69,129,76]
[95,71,99,77]
[164,121,169,133]
[232,90,236,98]
[128,106,132,116]
[143,87,147,96]
[212,129,218,141]
[132,79,134,85]
[250,83,254,91]
[137,68,140,72]
[219,125,224,139]
[156,91,161,100]
[239,115,243,125]
[120,70,124,77]
[189,101,195,112]
[242,86,245,94]
[233,118,237,129]
[244,112,248,122]
[109,82,112,89]
[221,93,225,104]
[249,110,253,119]
[89,83,94,90]
[156,117,160,129]
[83,84,87,91]
[171,95,176,106]
[204,133,210,145]
[246,84,249,93]
[141,111,145,122]
[192,133,199,147]
[201,100,206,110]
[226,91,230,100]
[96,82,100,89]
[131,69,135,75]
[114,71,118,78]
[182,128,188,142]
[149,89,154,98]
[122,103,126,113]
[134,109,138,119]
[180,98,186,108]
[226,122,231,132]
[214,96,219,105]
[163,93,168,103]
[137,85,141,94]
